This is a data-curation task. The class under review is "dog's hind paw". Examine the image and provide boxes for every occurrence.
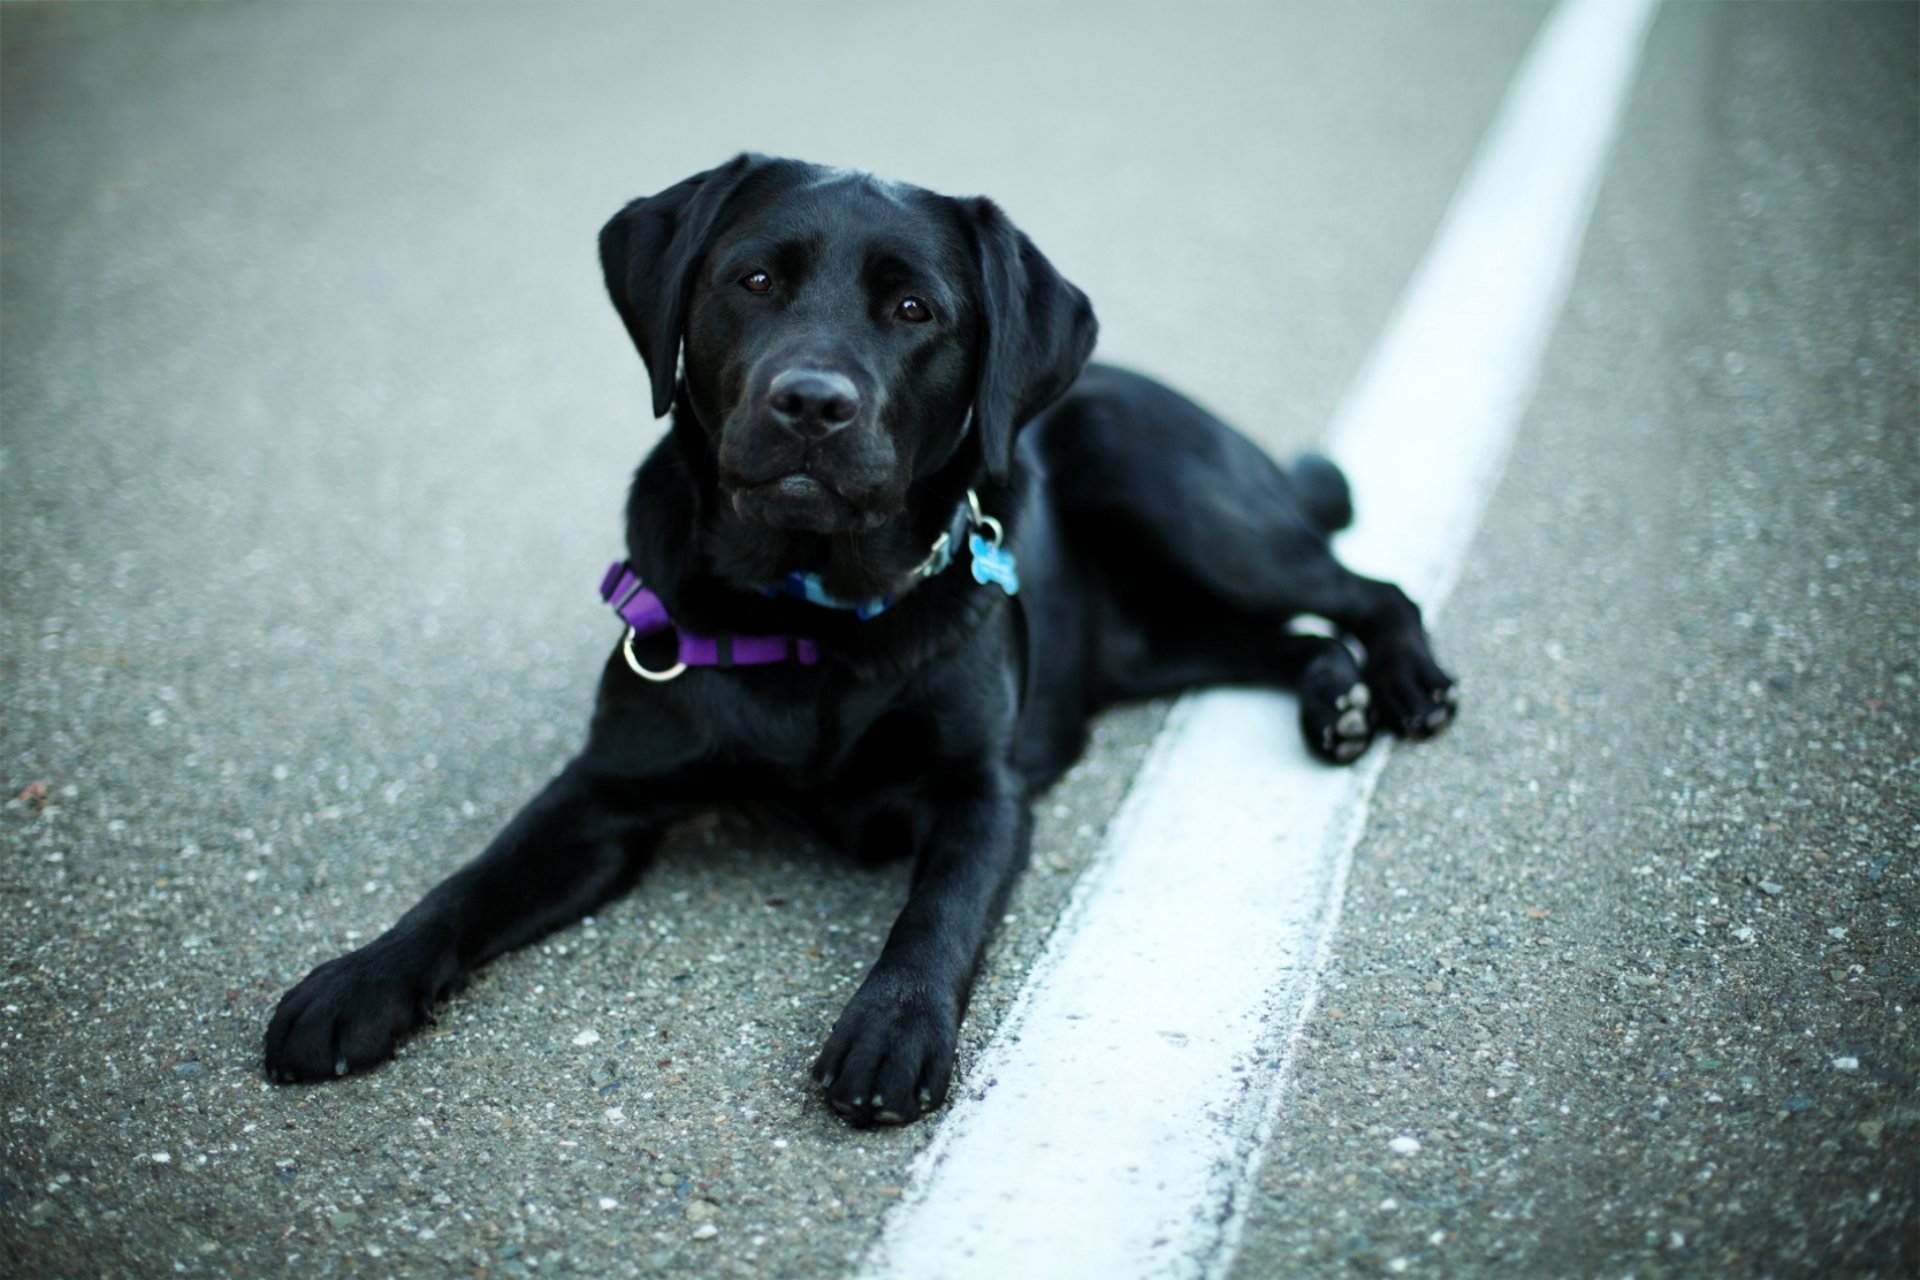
[1299,644,1375,765]
[1365,639,1459,740]
[1306,682,1374,764]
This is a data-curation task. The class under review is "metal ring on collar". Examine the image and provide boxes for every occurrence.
[621,627,687,682]
[965,489,1004,547]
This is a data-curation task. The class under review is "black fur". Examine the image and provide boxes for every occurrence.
[263,155,1457,1126]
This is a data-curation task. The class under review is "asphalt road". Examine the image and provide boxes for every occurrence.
[2,3,1914,1278]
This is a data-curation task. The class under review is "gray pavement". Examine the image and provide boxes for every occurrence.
[1,3,1913,1278]
[1231,6,1918,1275]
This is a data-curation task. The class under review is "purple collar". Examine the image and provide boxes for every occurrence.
[601,490,1017,682]
[600,562,821,682]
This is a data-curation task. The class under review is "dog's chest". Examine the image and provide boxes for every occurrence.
[690,670,923,791]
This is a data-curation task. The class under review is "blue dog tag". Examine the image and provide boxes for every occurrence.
[969,533,1020,596]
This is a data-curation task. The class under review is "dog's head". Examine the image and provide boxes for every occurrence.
[599,156,1097,546]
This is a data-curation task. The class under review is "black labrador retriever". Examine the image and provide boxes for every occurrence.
[264,154,1456,1126]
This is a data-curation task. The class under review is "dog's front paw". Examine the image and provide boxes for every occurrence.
[264,935,455,1083]
[811,973,959,1127]
[1364,638,1459,739]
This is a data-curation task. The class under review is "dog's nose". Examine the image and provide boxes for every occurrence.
[767,369,860,438]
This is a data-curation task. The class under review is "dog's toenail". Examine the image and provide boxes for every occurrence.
[334,1058,348,1077]
[1337,709,1366,737]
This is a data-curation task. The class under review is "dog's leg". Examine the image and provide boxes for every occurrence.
[264,762,678,1082]
[811,760,1029,1126]
[1129,516,1454,742]
[1082,505,1455,743]
[1039,376,1458,741]
[1178,555,1456,741]
[1096,614,1376,764]
[1263,560,1458,740]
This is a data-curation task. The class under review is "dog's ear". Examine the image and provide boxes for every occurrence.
[599,153,773,419]
[966,198,1099,481]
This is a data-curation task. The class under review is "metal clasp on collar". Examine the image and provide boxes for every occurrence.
[966,488,1005,548]
[621,627,687,682]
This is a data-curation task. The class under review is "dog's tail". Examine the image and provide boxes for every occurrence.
[1290,453,1353,535]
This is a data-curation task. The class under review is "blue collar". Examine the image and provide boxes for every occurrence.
[759,489,1018,619]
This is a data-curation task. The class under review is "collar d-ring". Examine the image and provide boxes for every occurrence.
[621,627,687,682]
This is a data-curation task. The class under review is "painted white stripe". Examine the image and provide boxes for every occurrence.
[859,2,1660,1277]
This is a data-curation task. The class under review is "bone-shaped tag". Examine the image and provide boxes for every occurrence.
[969,533,1020,596]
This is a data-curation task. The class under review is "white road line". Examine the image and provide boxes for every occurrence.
[858,3,1661,1278]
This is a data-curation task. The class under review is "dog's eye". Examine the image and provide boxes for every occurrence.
[740,270,773,294]
[895,296,932,324]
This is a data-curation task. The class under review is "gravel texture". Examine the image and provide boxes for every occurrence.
[1231,6,1918,1276]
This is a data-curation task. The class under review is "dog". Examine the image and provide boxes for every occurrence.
[263,154,1457,1126]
